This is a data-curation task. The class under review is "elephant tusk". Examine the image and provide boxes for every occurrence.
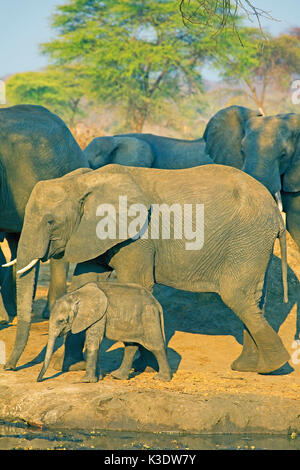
[274,191,283,212]
[274,191,286,226]
[2,258,17,267]
[17,258,39,274]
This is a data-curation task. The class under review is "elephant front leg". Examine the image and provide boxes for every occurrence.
[43,258,69,319]
[0,233,19,320]
[79,349,99,383]
[53,330,86,372]
[79,323,103,383]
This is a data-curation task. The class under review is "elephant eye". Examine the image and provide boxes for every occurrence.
[280,150,287,159]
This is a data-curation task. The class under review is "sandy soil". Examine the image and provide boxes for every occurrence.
[0,235,300,434]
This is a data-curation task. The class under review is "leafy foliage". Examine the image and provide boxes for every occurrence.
[4,1,300,134]
[40,0,213,131]
[209,27,300,114]
[6,67,85,126]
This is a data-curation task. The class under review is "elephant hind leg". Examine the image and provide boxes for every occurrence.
[220,285,290,374]
[231,328,258,372]
[152,348,172,382]
[111,342,139,380]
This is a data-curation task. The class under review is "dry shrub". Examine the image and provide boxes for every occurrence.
[70,124,106,150]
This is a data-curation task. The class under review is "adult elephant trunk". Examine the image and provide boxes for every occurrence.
[5,218,49,370]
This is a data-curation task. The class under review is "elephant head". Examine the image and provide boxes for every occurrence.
[203,105,300,196]
[84,136,154,169]
[5,165,151,369]
[37,283,107,381]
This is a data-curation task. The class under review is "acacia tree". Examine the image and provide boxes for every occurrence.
[41,0,213,132]
[210,28,300,115]
[6,66,85,126]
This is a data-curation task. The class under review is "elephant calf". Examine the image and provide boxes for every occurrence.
[37,282,171,383]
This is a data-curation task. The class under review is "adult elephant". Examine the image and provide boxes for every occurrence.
[84,134,213,169]
[0,104,89,321]
[5,163,289,374]
[203,105,300,251]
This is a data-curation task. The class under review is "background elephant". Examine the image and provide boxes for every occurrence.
[37,282,171,383]
[84,134,213,169]
[203,105,300,251]
[6,163,289,375]
[0,104,89,322]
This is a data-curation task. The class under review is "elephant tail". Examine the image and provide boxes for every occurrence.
[154,300,166,346]
[278,214,288,304]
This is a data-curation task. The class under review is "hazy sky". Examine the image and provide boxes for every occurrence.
[0,0,300,78]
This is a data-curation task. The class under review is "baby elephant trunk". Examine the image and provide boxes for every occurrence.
[37,335,56,382]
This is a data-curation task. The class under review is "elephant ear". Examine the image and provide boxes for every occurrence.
[282,114,300,192]
[71,283,108,334]
[203,106,261,169]
[64,166,151,263]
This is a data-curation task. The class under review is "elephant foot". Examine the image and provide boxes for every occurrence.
[79,373,98,383]
[3,361,16,371]
[153,371,172,382]
[253,328,290,374]
[111,368,130,380]
[231,354,258,372]
[256,350,290,374]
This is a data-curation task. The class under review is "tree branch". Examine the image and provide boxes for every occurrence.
[179,0,278,37]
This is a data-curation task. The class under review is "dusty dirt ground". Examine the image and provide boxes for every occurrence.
[0,235,300,434]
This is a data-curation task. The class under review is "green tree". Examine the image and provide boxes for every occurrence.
[6,66,85,126]
[41,0,213,132]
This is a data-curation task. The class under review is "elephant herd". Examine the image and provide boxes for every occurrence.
[0,103,299,382]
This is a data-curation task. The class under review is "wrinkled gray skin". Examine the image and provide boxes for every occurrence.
[8,163,289,375]
[84,134,213,169]
[84,136,155,169]
[204,105,300,251]
[37,282,171,383]
[0,105,89,323]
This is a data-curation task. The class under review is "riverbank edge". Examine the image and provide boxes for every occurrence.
[0,381,300,435]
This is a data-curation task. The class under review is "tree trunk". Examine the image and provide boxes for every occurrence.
[244,78,267,116]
